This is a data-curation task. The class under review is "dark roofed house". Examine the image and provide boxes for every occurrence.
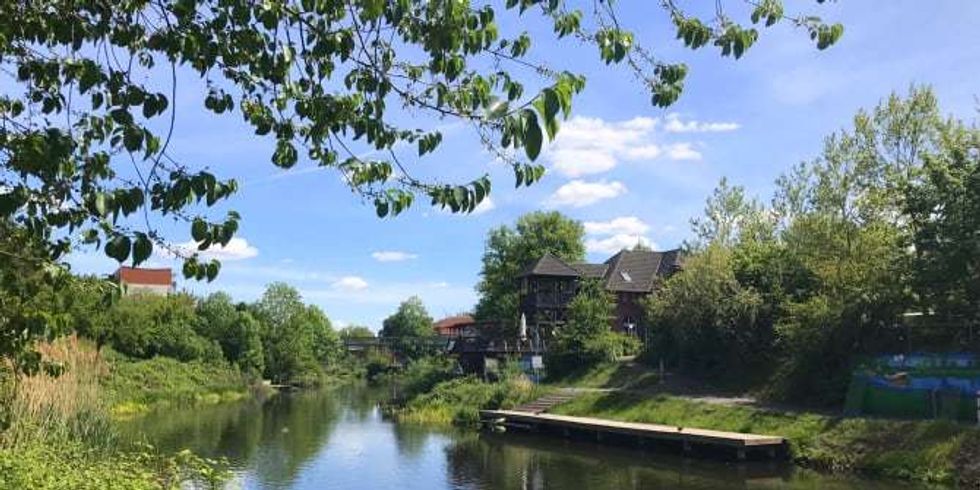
[518,249,682,341]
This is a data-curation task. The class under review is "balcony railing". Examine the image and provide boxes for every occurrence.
[533,291,575,306]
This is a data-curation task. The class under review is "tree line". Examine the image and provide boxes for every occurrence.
[645,86,980,405]
[30,278,345,385]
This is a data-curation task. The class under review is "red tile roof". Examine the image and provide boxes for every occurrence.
[433,314,475,335]
[115,266,173,286]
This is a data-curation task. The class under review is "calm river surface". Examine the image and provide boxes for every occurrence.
[119,386,932,490]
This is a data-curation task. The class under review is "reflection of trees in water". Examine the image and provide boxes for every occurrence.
[391,423,432,458]
[119,398,265,463]
[444,432,794,490]
[119,389,343,487]
[338,383,386,423]
[250,390,342,486]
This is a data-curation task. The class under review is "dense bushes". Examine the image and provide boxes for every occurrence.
[101,352,248,414]
[394,358,545,425]
[643,87,979,406]
[105,294,222,362]
[547,280,639,378]
[395,356,458,401]
[62,281,343,386]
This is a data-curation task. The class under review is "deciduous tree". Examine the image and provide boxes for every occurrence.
[474,211,584,336]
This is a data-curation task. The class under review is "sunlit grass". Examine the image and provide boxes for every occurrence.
[552,392,978,484]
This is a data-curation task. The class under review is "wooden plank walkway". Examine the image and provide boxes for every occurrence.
[480,410,785,459]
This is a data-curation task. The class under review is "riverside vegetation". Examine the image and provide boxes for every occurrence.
[390,87,980,488]
[0,277,356,488]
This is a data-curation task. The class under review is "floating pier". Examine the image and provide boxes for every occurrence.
[480,410,786,461]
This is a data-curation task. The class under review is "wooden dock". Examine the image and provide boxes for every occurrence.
[480,410,786,460]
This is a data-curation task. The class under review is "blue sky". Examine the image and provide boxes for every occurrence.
[69,2,980,330]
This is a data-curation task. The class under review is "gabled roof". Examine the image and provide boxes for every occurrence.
[519,253,582,277]
[114,266,173,286]
[571,262,608,279]
[602,249,682,293]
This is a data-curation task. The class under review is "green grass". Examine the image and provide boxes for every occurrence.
[552,392,980,485]
[547,361,660,390]
[0,437,227,490]
[0,338,231,489]
[101,352,249,415]
[396,375,550,425]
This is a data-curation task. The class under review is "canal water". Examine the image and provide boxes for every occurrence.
[119,386,933,489]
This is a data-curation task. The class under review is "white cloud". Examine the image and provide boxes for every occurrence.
[545,116,661,177]
[371,251,418,262]
[665,143,702,161]
[472,196,495,215]
[332,276,368,291]
[663,113,740,133]
[546,180,627,208]
[543,114,735,176]
[583,217,655,255]
[173,237,259,261]
[586,234,657,255]
[437,196,496,216]
[583,216,650,236]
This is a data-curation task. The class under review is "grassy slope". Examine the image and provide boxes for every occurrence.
[552,390,979,486]
[101,351,249,415]
[396,376,550,425]
[548,360,660,390]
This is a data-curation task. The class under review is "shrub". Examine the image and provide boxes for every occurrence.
[396,356,457,401]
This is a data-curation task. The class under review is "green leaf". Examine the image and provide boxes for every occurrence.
[132,233,152,265]
[191,218,208,242]
[104,235,131,263]
[522,110,543,161]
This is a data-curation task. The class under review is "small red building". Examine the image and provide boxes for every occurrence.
[112,266,175,296]
[433,314,477,338]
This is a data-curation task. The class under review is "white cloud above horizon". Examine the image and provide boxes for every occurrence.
[332,276,368,292]
[371,251,418,262]
[585,234,656,255]
[583,216,656,255]
[543,114,735,177]
[544,116,660,177]
[665,143,702,161]
[472,196,496,214]
[171,237,259,261]
[663,113,740,133]
[583,216,651,236]
[438,195,495,216]
[546,180,627,208]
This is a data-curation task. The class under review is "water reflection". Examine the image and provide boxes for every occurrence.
[118,385,933,490]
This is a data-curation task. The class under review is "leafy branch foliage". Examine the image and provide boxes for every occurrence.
[0,0,841,377]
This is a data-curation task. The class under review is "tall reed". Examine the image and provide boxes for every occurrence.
[2,335,117,450]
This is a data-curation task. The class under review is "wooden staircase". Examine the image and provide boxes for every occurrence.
[512,390,578,414]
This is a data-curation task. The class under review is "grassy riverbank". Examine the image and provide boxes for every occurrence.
[103,351,251,416]
[0,337,231,489]
[552,391,980,486]
[388,358,548,425]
